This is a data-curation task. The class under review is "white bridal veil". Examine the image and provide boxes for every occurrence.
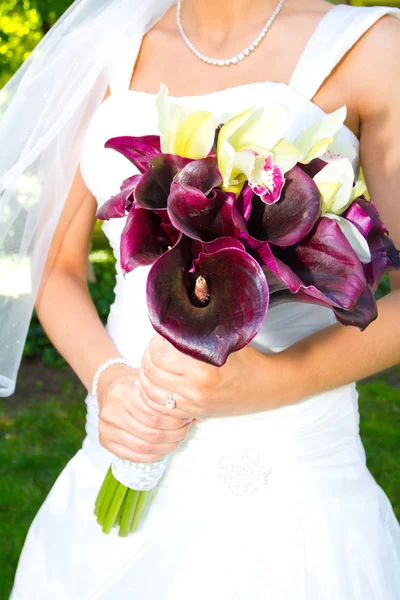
[0,0,175,396]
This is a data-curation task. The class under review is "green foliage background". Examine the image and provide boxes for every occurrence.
[0,0,71,87]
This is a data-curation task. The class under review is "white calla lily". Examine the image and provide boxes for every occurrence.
[155,83,216,159]
[156,83,189,153]
[323,213,371,263]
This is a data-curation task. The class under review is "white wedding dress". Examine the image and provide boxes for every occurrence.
[10,4,400,599]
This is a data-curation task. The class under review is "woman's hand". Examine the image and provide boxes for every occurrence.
[96,364,195,463]
[137,334,297,419]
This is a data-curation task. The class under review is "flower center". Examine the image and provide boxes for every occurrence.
[194,275,210,304]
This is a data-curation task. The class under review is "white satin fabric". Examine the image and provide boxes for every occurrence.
[10,5,400,599]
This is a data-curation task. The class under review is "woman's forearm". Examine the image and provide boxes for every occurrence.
[280,289,400,405]
[35,267,123,392]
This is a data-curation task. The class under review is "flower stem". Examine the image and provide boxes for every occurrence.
[97,472,119,526]
[102,482,128,534]
[94,466,113,517]
[130,489,154,534]
[118,489,140,537]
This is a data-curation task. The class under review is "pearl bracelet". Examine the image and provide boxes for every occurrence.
[90,357,132,416]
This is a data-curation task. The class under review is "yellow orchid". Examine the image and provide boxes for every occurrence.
[294,106,354,164]
[155,83,216,160]
[216,104,301,202]
[313,157,370,263]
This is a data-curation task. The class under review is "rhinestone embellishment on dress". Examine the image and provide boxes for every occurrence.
[216,449,272,495]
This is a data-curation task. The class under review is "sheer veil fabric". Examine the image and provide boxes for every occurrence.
[0,0,176,397]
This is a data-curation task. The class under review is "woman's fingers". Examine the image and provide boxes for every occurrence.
[137,372,194,418]
[99,413,191,446]
[102,377,191,430]
[97,372,196,459]
[99,421,186,458]
[141,348,183,390]
[129,380,192,426]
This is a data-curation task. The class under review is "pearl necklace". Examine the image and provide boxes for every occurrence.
[176,0,286,67]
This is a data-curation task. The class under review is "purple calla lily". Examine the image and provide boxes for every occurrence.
[96,175,141,220]
[267,284,378,330]
[168,182,245,242]
[135,154,192,210]
[237,183,253,222]
[300,157,328,179]
[332,286,378,329]
[239,166,322,248]
[105,136,161,173]
[175,156,222,194]
[257,218,368,315]
[120,205,179,274]
[344,198,400,288]
[146,235,269,366]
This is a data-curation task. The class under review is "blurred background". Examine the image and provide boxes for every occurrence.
[0,0,399,596]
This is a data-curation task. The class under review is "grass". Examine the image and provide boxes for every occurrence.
[0,369,399,598]
[0,374,87,597]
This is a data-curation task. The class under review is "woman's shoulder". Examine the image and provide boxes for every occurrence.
[336,8,400,116]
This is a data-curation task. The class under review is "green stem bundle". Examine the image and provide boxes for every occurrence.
[95,466,155,537]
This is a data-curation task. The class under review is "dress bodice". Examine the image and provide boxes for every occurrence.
[79,3,400,367]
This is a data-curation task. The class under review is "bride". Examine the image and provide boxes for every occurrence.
[2,0,400,598]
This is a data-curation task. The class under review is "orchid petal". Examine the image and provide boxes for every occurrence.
[105,136,161,173]
[313,157,355,214]
[350,179,367,202]
[217,105,255,152]
[249,154,285,205]
[323,213,371,263]
[218,140,237,190]
[324,140,357,163]
[272,139,302,173]
[229,104,289,151]
[295,106,347,163]
[146,235,269,366]
[231,149,257,181]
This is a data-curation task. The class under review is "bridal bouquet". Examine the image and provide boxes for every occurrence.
[94,84,400,536]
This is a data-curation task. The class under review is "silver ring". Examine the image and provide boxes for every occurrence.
[166,390,176,410]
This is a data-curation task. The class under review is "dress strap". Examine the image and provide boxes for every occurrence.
[289,4,400,101]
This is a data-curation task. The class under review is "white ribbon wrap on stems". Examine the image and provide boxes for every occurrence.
[112,455,170,491]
